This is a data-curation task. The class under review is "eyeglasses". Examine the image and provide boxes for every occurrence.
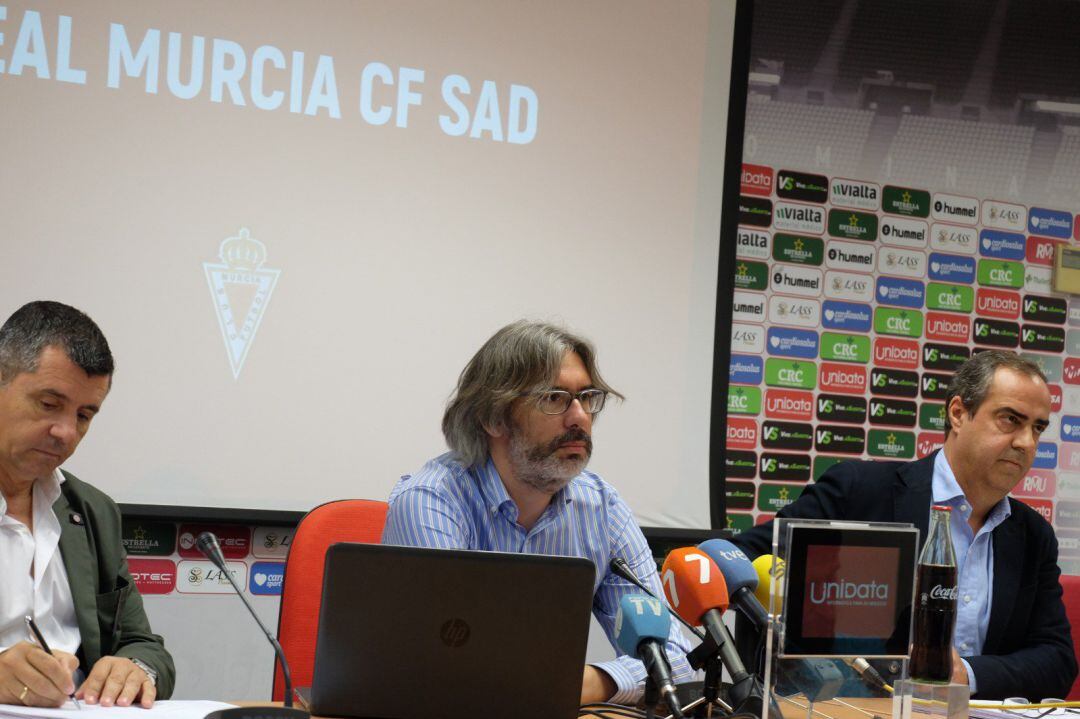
[524,389,608,415]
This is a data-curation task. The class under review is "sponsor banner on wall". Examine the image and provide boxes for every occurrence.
[830,178,879,211]
[741,163,773,197]
[249,561,286,595]
[129,558,177,595]
[176,560,248,594]
[252,527,293,559]
[178,525,251,559]
[123,522,177,557]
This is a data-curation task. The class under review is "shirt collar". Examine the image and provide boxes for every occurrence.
[0,469,64,517]
[932,450,1011,521]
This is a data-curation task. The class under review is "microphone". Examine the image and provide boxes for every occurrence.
[697,539,769,628]
[609,558,705,641]
[843,657,889,692]
[752,554,785,616]
[614,594,685,719]
[196,532,308,719]
[660,549,761,714]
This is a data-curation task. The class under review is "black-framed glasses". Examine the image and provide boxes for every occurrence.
[524,389,608,415]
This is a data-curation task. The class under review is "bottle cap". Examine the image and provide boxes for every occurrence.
[931,504,951,512]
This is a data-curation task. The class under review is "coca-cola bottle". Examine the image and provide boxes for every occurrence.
[909,505,959,683]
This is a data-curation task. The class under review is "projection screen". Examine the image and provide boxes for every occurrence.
[0,0,741,528]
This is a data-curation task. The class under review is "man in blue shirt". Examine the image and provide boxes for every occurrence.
[732,350,1077,700]
[382,320,694,705]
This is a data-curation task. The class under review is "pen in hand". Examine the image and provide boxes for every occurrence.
[24,616,82,711]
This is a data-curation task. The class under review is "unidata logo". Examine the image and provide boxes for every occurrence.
[873,337,919,370]
[726,418,759,450]
[767,327,819,359]
[931,193,978,224]
[925,311,970,343]
[982,200,1026,232]
[1029,207,1073,239]
[741,163,773,197]
[976,288,1020,319]
[825,270,874,302]
[826,240,875,272]
[729,354,764,385]
[876,277,924,309]
[768,296,821,328]
[880,216,928,248]
[931,223,977,255]
[776,169,828,203]
[772,265,823,297]
[204,228,281,380]
[1033,442,1058,470]
[979,229,1025,261]
[1026,236,1061,267]
[773,201,825,234]
[736,228,770,260]
[877,247,926,279]
[764,389,814,421]
[830,178,879,211]
[732,291,766,323]
[822,300,872,332]
[819,361,867,395]
[927,253,975,284]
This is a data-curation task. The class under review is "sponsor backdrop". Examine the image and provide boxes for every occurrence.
[727,0,1080,575]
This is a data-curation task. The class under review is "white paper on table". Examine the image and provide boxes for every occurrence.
[0,700,235,719]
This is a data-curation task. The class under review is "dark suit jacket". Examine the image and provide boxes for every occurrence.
[54,471,176,699]
[730,451,1077,700]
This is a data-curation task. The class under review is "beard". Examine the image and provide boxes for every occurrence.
[507,423,593,495]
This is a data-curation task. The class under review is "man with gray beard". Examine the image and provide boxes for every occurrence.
[382,320,693,706]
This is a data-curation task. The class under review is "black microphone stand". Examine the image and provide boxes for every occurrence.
[197,533,309,719]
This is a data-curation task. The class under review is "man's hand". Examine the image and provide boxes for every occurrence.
[76,656,156,708]
[0,641,79,707]
[581,665,617,705]
[951,648,971,686]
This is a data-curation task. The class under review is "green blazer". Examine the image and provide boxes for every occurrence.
[53,471,176,699]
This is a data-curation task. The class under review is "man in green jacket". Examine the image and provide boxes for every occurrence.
[0,301,175,708]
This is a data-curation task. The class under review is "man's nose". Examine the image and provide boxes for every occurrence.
[563,398,590,427]
[50,415,79,448]
[1014,425,1039,453]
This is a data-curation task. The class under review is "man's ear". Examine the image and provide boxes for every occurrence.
[946,396,969,432]
[483,421,506,439]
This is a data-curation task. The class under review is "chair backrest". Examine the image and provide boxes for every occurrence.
[1063,574,1080,700]
[273,499,389,701]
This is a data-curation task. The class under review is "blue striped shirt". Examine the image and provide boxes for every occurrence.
[382,452,695,704]
[932,450,1010,695]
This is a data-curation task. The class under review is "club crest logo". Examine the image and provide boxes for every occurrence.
[203,228,281,379]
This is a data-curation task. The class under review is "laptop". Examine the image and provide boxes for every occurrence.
[301,543,596,719]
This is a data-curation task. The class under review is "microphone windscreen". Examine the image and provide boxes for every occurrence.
[698,539,758,594]
[614,594,672,657]
[660,547,729,626]
[752,554,785,614]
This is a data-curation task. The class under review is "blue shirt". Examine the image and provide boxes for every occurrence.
[382,453,695,704]
[932,451,1011,694]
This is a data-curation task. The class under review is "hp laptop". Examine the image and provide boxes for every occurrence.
[302,543,596,719]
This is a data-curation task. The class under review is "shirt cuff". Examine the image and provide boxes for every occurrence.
[961,658,977,694]
[592,657,644,705]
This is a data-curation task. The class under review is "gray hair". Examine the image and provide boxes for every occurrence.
[943,350,1046,436]
[442,320,623,467]
[0,301,114,385]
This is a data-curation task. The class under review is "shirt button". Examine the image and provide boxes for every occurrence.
[961,642,970,650]
[964,595,971,603]
[960,504,969,512]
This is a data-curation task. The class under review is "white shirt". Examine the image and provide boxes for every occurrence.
[0,469,81,655]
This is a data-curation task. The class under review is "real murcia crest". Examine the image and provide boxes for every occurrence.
[204,228,280,379]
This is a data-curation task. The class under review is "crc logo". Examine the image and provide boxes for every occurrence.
[440,619,472,647]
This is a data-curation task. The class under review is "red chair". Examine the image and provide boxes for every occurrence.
[1063,574,1080,700]
[272,499,389,701]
